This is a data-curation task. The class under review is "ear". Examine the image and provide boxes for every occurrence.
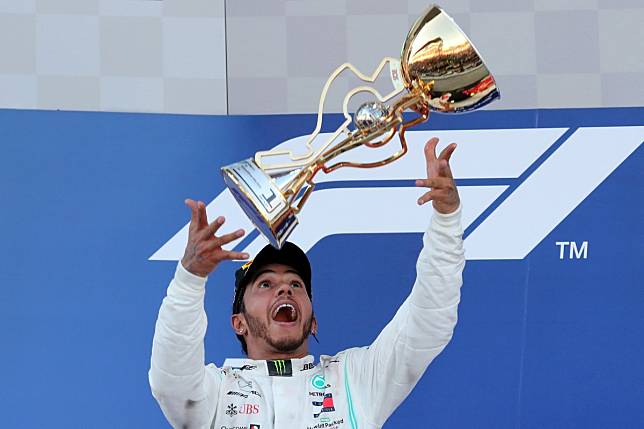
[231,313,247,335]
[311,315,318,335]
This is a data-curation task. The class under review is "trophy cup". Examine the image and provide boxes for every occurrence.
[222,5,500,248]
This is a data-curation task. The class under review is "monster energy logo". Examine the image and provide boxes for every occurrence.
[267,359,293,376]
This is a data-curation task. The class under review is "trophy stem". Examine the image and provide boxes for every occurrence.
[277,91,430,214]
[316,92,429,173]
[317,126,399,168]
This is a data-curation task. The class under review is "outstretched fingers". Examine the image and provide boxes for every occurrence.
[438,159,454,179]
[221,250,251,261]
[197,201,209,229]
[185,198,199,232]
[417,139,460,213]
[415,177,453,188]
[202,215,226,238]
[203,228,246,251]
[201,229,249,261]
[438,143,457,162]
[424,137,439,162]
[181,198,250,276]
[416,173,455,206]
[417,189,446,205]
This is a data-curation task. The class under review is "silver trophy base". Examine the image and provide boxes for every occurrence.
[221,158,298,249]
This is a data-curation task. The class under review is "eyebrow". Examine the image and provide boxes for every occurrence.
[254,268,300,279]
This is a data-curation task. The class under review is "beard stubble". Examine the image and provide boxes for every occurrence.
[244,311,313,353]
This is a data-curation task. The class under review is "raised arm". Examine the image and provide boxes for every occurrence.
[345,138,465,427]
[149,200,248,428]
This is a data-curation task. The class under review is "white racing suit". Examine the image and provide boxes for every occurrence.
[149,207,465,429]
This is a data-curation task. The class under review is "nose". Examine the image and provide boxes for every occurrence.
[276,282,293,296]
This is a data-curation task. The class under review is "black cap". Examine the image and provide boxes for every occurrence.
[232,242,312,314]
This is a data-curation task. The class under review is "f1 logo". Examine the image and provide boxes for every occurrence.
[151,126,643,262]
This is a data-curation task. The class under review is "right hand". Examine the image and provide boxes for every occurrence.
[415,137,460,214]
[180,199,249,277]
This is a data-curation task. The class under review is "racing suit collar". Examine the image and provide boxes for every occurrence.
[223,355,315,377]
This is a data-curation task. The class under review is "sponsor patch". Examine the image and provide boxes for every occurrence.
[238,404,259,415]
[237,380,262,397]
[307,417,345,429]
[232,364,257,371]
[300,362,315,371]
[267,359,293,377]
[227,390,248,399]
[226,404,238,417]
[311,374,330,390]
[312,393,336,418]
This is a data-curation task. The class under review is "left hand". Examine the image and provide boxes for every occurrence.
[415,137,460,214]
[180,199,249,277]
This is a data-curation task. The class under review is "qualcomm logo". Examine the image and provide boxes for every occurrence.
[150,126,642,261]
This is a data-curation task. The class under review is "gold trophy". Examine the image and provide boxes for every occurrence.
[222,5,500,248]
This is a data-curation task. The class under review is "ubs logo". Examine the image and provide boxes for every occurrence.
[239,404,259,415]
[226,403,259,417]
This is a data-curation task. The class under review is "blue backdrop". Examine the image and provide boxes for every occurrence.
[1,107,642,428]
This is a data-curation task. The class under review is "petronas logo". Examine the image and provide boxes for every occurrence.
[311,375,326,390]
[267,359,293,376]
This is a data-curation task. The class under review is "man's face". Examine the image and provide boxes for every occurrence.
[235,263,315,357]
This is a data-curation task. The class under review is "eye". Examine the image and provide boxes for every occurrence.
[291,281,303,289]
[258,281,271,289]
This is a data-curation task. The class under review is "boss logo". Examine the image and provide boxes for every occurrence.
[300,362,315,371]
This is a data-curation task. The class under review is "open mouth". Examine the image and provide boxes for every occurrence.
[272,303,298,323]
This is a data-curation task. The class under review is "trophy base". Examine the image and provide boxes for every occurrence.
[221,158,298,249]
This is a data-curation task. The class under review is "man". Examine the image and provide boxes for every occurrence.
[149,137,464,429]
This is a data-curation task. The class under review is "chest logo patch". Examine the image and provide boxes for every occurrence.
[311,375,327,390]
[312,393,336,419]
[226,404,237,417]
[267,359,293,376]
[311,374,332,390]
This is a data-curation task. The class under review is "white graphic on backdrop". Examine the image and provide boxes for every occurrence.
[465,126,642,259]
[150,127,642,261]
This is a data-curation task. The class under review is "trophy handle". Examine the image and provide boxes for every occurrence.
[254,58,404,172]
